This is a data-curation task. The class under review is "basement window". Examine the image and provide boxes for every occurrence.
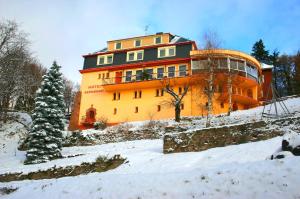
[135,106,139,113]
[113,108,117,115]
[157,105,161,112]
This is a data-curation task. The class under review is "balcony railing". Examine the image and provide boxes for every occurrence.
[100,70,189,85]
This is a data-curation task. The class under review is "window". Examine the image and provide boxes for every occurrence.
[115,42,122,50]
[113,108,117,115]
[220,102,224,108]
[158,46,176,58]
[181,103,184,110]
[98,74,101,79]
[155,36,162,44]
[113,92,120,100]
[169,48,175,56]
[107,55,113,64]
[145,68,153,79]
[137,51,143,60]
[159,49,166,57]
[168,66,175,77]
[135,39,141,47]
[134,90,142,99]
[99,57,105,65]
[125,71,132,82]
[136,70,143,81]
[156,89,159,97]
[135,106,139,113]
[155,89,164,97]
[178,87,182,95]
[128,52,135,61]
[126,50,144,61]
[106,73,109,78]
[157,105,161,112]
[157,67,164,79]
[97,54,114,65]
[179,65,187,76]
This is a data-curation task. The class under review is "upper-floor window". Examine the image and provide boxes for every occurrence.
[168,66,175,77]
[179,65,187,76]
[135,39,141,47]
[115,42,122,50]
[126,50,144,62]
[125,71,132,82]
[158,46,176,58]
[157,67,164,79]
[155,36,162,44]
[136,70,143,81]
[145,68,153,79]
[97,54,113,65]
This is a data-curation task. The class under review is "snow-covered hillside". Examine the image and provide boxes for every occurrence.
[1,98,300,199]
[1,138,300,199]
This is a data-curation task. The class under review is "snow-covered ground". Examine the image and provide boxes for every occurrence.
[1,98,300,199]
[1,137,300,199]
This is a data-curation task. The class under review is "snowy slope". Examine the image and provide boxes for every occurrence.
[1,98,300,198]
[1,138,300,199]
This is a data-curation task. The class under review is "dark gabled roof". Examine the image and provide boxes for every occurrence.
[169,35,192,44]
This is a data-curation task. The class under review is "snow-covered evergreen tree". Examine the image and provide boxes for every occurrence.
[25,61,65,164]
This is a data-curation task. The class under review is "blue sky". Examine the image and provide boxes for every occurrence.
[0,0,299,83]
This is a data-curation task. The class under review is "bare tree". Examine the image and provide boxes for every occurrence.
[202,31,222,127]
[161,78,189,122]
[63,78,75,114]
[0,20,37,122]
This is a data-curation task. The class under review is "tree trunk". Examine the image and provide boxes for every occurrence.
[175,104,181,122]
[227,71,232,116]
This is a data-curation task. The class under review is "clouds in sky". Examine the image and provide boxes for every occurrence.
[0,0,299,83]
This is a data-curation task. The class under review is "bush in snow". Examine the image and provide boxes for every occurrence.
[25,61,65,164]
[94,117,108,130]
[271,130,300,159]
[282,130,300,155]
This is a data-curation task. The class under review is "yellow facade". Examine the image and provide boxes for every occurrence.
[107,33,171,51]
[78,34,262,127]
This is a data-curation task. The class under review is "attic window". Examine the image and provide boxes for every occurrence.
[155,36,162,44]
[115,42,122,50]
[135,39,141,47]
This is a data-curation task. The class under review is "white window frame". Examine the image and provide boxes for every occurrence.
[134,39,142,47]
[154,36,162,44]
[115,42,122,50]
[97,54,114,65]
[158,46,176,58]
[126,50,144,62]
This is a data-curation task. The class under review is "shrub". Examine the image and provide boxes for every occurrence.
[94,117,108,130]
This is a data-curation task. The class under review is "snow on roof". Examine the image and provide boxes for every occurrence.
[261,63,273,70]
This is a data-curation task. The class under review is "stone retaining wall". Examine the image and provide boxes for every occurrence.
[163,116,300,154]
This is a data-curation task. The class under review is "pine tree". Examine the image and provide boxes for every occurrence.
[25,61,65,164]
[293,51,300,94]
[251,39,270,63]
[269,49,280,90]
